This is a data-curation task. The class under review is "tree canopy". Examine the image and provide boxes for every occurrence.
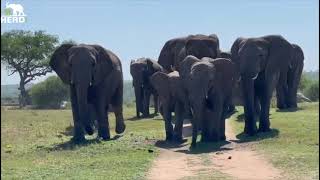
[1,30,59,107]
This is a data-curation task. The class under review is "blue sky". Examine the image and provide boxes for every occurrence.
[1,0,319,85]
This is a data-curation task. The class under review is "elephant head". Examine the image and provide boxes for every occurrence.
[50,44,114,134]
[232,38,270,79]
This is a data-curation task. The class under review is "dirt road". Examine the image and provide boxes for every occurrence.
[147,120,282,180]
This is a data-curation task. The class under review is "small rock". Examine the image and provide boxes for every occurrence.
[148,149,154,153]
[228,156,232,159]
[216,152,223,155]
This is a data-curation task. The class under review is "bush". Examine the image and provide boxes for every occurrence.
[303,81,319,101]
[30,76,69,109]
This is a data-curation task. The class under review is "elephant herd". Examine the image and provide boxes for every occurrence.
[50,34,304,147]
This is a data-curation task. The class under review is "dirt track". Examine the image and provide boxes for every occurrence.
[147,120,282,180]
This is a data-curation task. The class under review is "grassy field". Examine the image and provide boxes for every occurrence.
[1,107,164,179]
[229,102,319,180]
[1,102,319,179]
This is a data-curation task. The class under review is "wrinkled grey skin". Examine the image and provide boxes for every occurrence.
[276,43,304,109]
[50,44,126,142]
[158,34,220,72]
[180,55,236,147]
[150,71,188,143]
[130,58,162,118]
[231,35,292,135]
[219,51,231,59]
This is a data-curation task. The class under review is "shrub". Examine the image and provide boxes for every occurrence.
[30,76,69,109]
[303,80,319,101]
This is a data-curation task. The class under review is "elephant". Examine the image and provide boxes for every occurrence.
[231,35,292,135]
[149,71,188,143]
[276,43,304,109]
[50,44,126,142]
[130,58,162,118]
[180,55,236,147]
[219,51,231,59]
[158,34,220,72]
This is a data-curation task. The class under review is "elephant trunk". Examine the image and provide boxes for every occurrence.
[134,85,143,118]
[76,85,94,135]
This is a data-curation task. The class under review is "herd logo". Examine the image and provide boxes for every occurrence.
[1,2,27,24]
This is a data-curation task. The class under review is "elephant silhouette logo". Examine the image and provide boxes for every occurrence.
[1,1,27,23]
[5,2,25,16]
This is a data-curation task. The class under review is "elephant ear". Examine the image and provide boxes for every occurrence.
[179,55,200,79]
[149,72,170,98]
[49,44,74,84]
[92,45,115,85]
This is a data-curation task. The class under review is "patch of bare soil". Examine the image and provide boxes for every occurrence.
[147,121,282,180]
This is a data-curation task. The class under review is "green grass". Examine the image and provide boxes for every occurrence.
[229,102,319,180]
[1,107,164,180]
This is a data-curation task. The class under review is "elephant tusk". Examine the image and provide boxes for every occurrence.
[251,73,259,80]
[89,82,92,86]
[237,76,241,82]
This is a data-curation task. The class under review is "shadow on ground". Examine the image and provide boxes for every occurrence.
[232,129,280,143]
[127,113,159,121]
[42,135,123,151]
[276,107,303,112]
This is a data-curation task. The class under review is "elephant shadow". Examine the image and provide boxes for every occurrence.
[127,113,160,121]
[276,107,303,112]
[232,129,279,143]
[175,141,233,154]
[43,135,123,151]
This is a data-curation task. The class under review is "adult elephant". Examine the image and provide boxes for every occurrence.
[180,55,236,147]
[50,44,126,142]
[276,43,304,109]
[150,71,188,143]
[231,35,292,135]
[158,34,220,72]
[130,58,162,118]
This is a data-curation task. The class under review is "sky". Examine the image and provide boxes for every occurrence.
[1,0,319,85]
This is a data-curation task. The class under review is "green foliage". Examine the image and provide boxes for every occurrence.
[30,76,69,109]
[1,30,59,106]
[299,71,319,101]
[304,80,319,101]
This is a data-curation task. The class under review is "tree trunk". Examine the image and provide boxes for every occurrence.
[19,81,28,108]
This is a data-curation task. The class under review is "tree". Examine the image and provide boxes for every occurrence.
[1,30,59,107]
[30,76,69,109]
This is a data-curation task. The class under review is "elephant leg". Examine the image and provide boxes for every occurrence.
[143,89,151,117]
[153,93,159,114]
[163,102,174,141]
[95,101,110,140]
[70,87,85,142]
[287,65,302,108]
[134,86,143,118]
[242,78,257,135]
[173,102,184,142]
[276,71,288,109]
[258,72,279,132]
[111,85,126,134]
[191,119,198,148]
[208,95,223,142]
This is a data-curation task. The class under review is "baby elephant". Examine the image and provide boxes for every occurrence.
[150,71,188,143]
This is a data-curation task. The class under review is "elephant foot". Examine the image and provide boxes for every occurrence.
[258,126,271,133]
[85,125,94,135]
[173,135,187,144]
[71,135,86,144]
[190,141,197,149]
[244,126,257,136]
[165,132,173,141]
[220,134,226,141]
[115,122,126,134]
[98,128,110,140]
